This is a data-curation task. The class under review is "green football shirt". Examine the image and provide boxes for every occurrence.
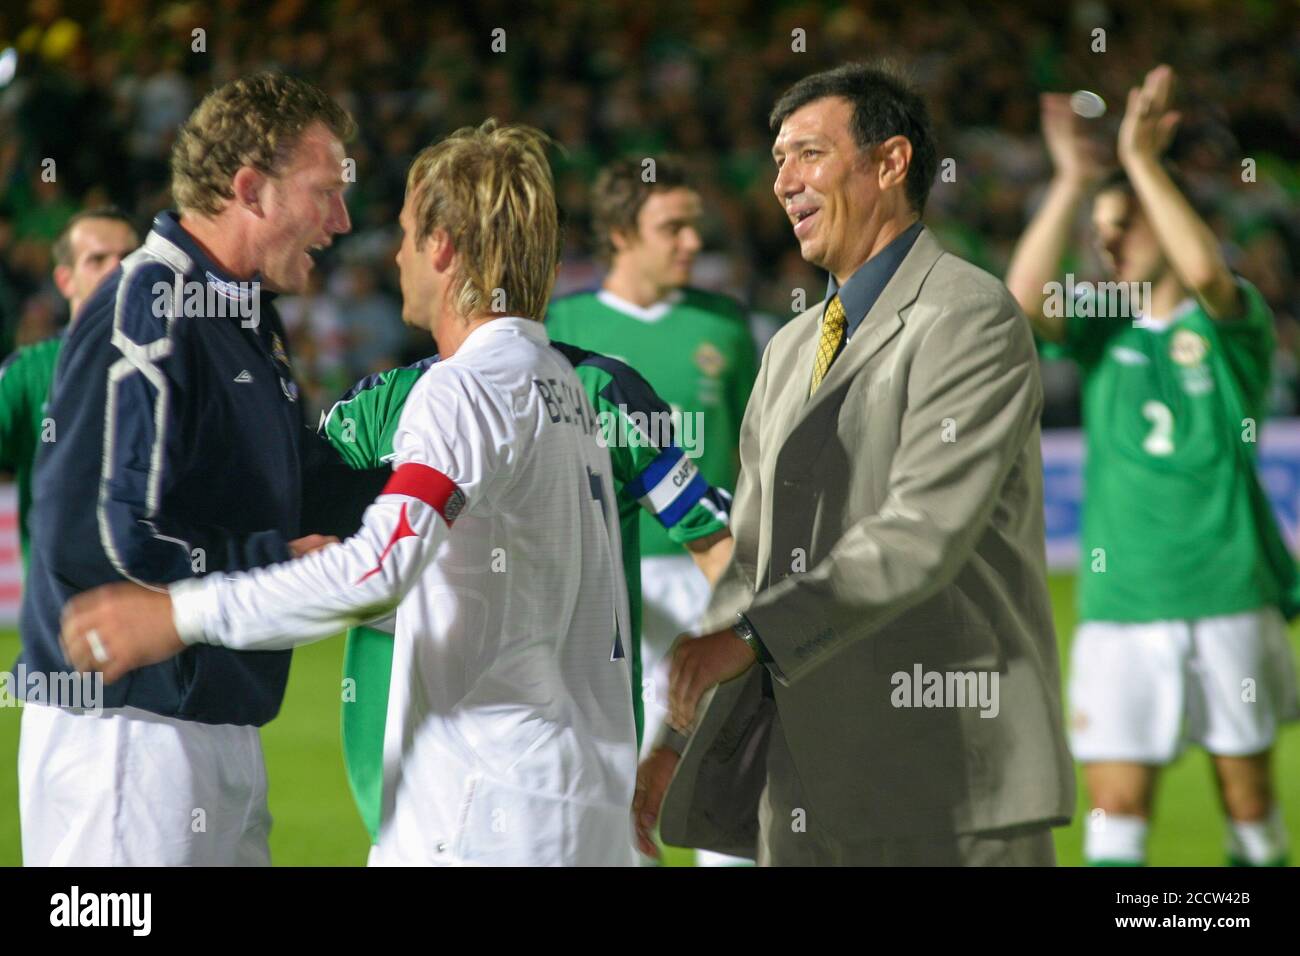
[320,342,729,842]
[0,335,62,565]
[1043,279,1295,622]
[544,287,756,558]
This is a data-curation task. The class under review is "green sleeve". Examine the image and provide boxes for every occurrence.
[0,350,30,471]
[575,360,729,543]
[321,389,379,468]
[1036,288,1126,368]
[1213,278,1275,420]
[320,366,427,470]
[571,364,641,490]
[0,340,54,472]
[543,300,575,343]
[665,495,729,544]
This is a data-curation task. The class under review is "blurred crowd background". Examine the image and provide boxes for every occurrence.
[1,0,1296,424]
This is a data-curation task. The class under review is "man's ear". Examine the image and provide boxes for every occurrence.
[875,135,913,195]
[231,166,267,216]
[429,228,456,274]
[609,226,636,256]
[53,264,74,300]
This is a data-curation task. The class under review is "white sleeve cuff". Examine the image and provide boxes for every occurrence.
[169,577,222,646]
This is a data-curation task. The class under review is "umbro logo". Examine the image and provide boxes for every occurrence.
[234,370,253,383]
[1108,347,1148,366]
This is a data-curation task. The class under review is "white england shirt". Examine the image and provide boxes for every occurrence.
[170,317,637,865]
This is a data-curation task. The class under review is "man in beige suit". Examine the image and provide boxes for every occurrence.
[632,62,1074,865]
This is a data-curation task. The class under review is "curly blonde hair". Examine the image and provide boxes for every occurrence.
[171,72,356,216]
[405,120,559,321]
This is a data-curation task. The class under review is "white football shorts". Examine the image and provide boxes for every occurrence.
[19,702,271,866]
[639,553,712,755]
[1068,607,1299,764]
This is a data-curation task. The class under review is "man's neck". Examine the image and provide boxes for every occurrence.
[435,311,503,359]
[178,212,257,280]
[831,213,919,286]
[1147,271,1190,320]
[602,264,673,309]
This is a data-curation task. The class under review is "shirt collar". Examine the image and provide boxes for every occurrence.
[454,315,550,358]
[1132,297,1198,331]
[596,288,684,323]
[824,220,923,339]
[147,210,278,304]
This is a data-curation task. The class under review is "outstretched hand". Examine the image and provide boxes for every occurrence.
[60,582,184,684]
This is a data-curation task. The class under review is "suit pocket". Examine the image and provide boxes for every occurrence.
[872,624,1005,676]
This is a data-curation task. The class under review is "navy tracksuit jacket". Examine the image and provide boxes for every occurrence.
[19,211,387,725]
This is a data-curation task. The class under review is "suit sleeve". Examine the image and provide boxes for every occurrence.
[742,292,1042,685]
[170,365,513,650]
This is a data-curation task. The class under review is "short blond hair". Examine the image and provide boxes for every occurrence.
[171,71,355,216]
[406,120,559,321]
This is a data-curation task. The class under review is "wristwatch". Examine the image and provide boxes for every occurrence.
[732,612,772,664]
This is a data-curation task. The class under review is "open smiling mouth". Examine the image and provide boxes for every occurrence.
[793,208,819,236]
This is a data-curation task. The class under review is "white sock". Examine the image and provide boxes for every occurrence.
[1226,806,1288,865]
[1085,811,1148,865]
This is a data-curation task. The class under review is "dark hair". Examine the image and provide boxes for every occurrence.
[52,206,136,268]
[1096,163,1199,212]
[590,155,693,262]
[769,60,938,216]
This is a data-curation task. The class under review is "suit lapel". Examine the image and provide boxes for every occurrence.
[792,227,947,427]
[761,311,821,449]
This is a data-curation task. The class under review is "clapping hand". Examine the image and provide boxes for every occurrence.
[1118,64,1181,167]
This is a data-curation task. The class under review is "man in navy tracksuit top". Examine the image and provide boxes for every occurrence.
[16,73,384,865]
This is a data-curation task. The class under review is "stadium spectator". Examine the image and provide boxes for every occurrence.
[335,260,406,378]
[1,2,1294,424]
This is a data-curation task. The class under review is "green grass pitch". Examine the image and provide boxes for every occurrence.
[2,574,1297,866]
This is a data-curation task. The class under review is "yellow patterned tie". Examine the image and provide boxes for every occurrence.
[809,295,847,396]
